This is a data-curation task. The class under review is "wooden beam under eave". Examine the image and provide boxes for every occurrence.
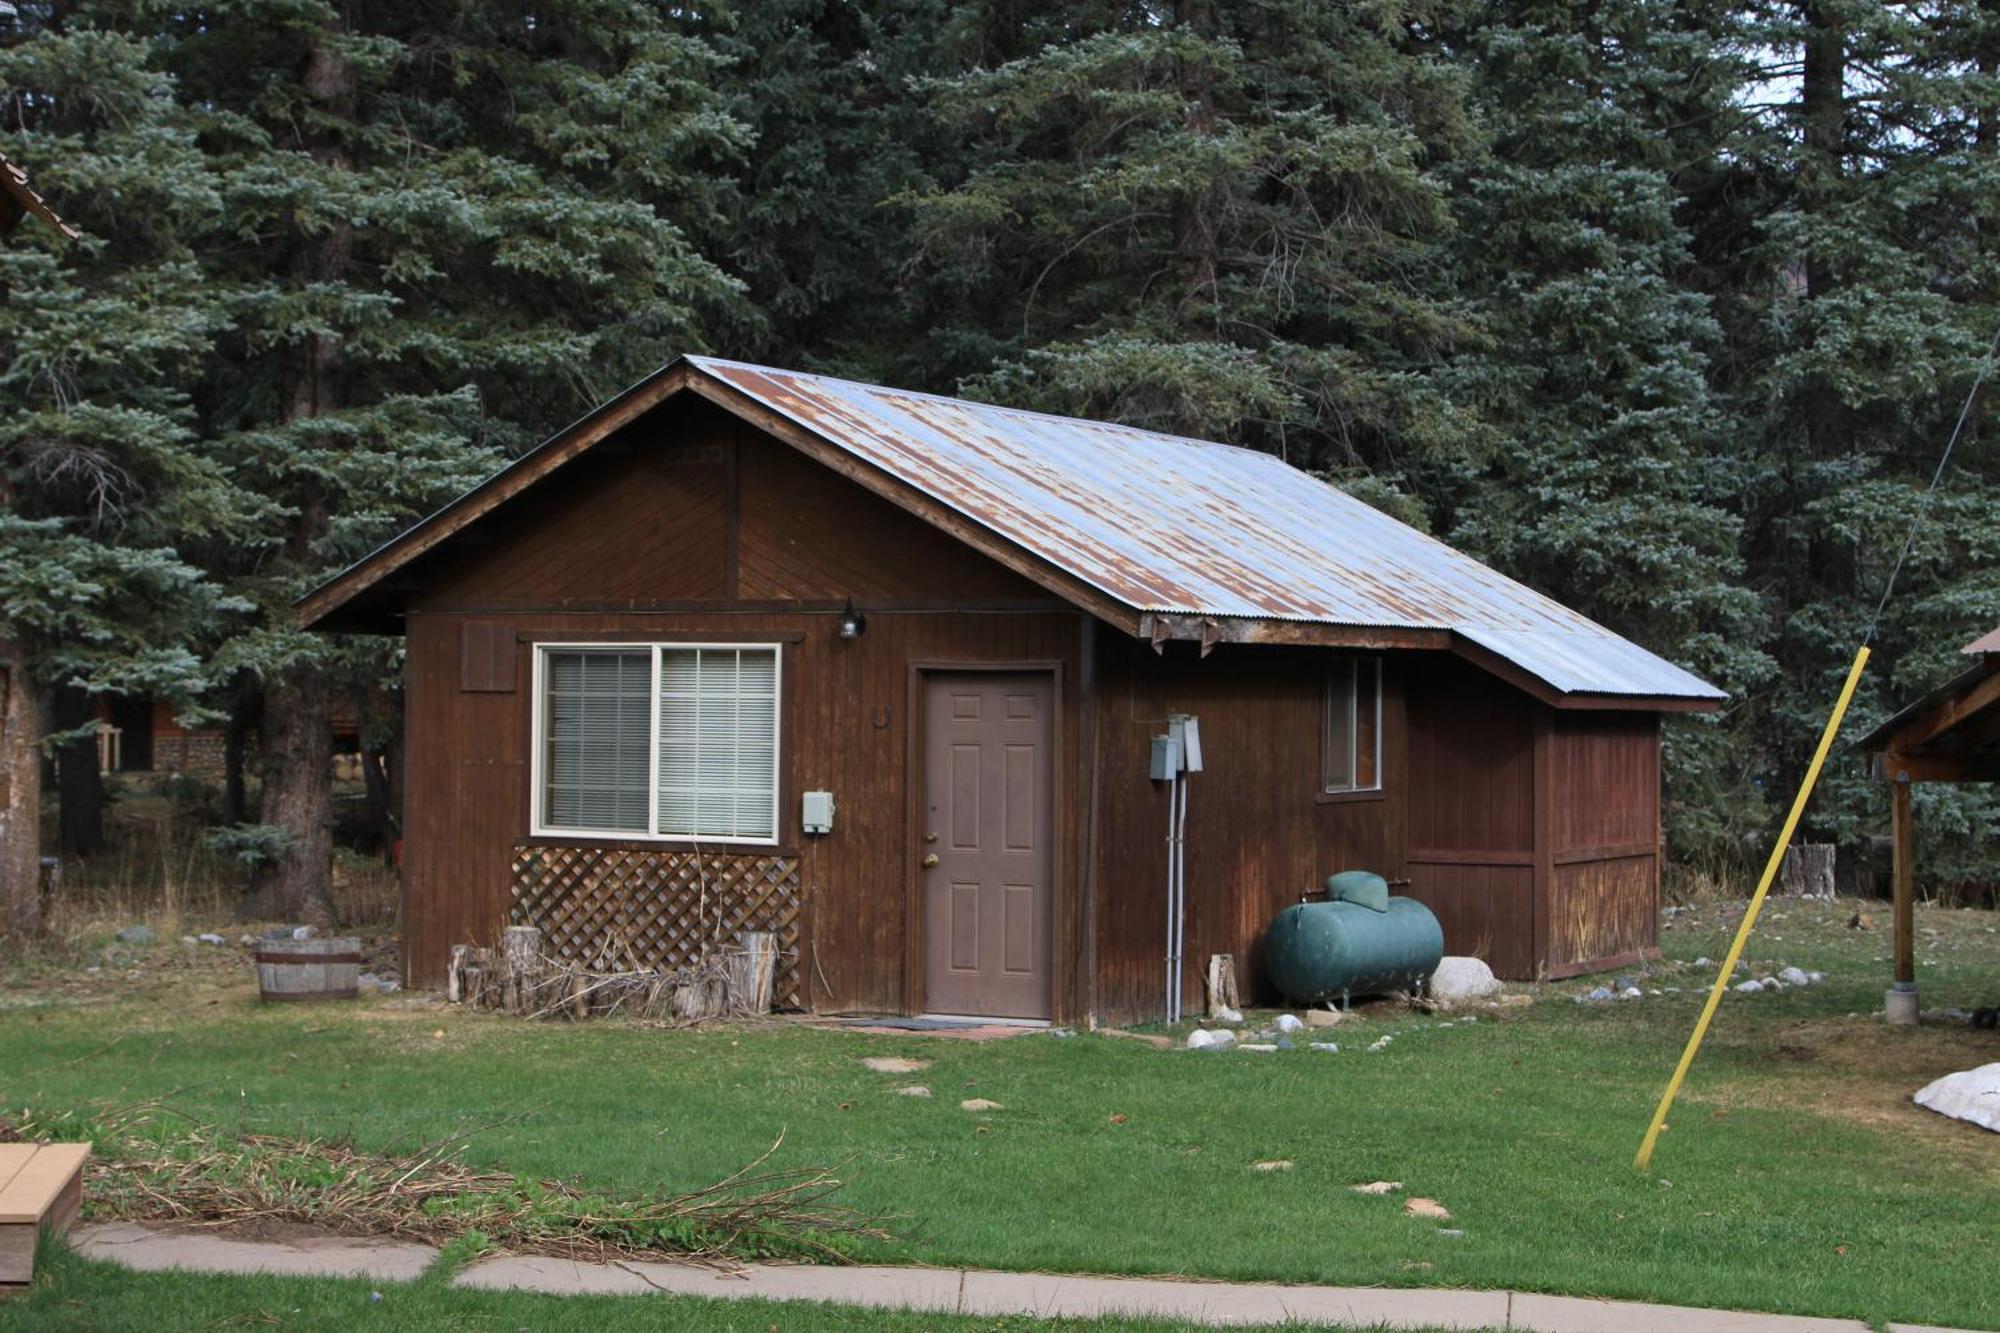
[1873,751,2000,784]
[1885,668,2000,752]
[1138,614,1449,652]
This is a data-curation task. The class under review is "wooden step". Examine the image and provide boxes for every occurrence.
[0,1143,90,1288]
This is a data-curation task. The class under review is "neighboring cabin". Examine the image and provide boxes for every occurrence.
[301,357,1723,1026]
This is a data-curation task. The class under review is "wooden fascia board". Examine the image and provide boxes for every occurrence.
[296,364,698,629]
[680,375,1147,636]
[1136,614,1448,651]
[1881,669,2000,754]
[1873,750,2000,784]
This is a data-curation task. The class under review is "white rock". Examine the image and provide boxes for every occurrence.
[1778,966,1810,987]
[291,925,315,942]
[1367,1036,1393,1052]
[1239,1043,1278,1052]
[891,1085,932,1098]
[1303,1009,1344,1028]
[1309,1042,1340,1053]
[1913,1063,2000,1133]
[1186,1029,1236,1050]
[1212,1005,1243,1026]
[1807,971,1826,985]
[1734,979,1764,993]
[1429,956,1501,1007]
[1274,1014,1305,1034]
[1694,957,1713,968]
[197,933,224,945]
[1621,987,1643,999]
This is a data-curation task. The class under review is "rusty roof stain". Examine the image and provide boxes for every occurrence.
[691,358,1721,701]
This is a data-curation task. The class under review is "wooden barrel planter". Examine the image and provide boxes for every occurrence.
[255,937,362,1002]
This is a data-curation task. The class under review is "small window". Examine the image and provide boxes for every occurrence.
[1323,658,1381,794]
[535,643,780,843]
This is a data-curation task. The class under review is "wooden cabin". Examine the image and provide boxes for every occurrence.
[300,357,1723,1025]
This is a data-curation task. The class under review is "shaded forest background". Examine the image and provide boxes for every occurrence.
[2,0,1997,926]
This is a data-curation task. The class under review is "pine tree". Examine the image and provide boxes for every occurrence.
[0,14,248,936]
[897,0,1481,465]
[27,0,754,922]
[1437,1,1773,859]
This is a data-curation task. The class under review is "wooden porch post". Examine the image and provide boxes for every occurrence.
[1886,774,1918,1025]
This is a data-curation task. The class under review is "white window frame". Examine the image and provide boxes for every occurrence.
[1322,656,1383,796]
[529,641,783,846]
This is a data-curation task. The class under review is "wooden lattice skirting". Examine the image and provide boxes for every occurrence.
[510,845,804,1010]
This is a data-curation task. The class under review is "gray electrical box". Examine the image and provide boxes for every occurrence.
[1172,715,1203,773]
[1149,735,1181,782]
[801,790,836,835]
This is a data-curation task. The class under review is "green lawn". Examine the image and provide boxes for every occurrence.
[3,896,1996,1330]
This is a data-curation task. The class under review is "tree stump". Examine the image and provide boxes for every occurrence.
[728,931,778,1014]
[500,925,542,1014]
[1779,844,1835,899]
[1205,954,1240,1015]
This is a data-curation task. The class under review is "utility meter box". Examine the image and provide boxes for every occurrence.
[801,790,836,835]
[1149,735,1182,782]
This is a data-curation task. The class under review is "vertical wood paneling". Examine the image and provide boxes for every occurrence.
[1545,711,1661,972]
[1088,633,1409,1025]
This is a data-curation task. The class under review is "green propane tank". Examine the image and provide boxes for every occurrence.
[1264,871,1445,1004]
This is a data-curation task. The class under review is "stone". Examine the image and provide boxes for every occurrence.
[198,933,224,945]
[1273,1013,1305,1034]
[1367,1036,1392,1052]
[115,925,155,946]
[1212,1005,1243,1026]
[891,1086,932,1098]
[1734,979,1764,993]
[1185,1029,1235,1050]
[1620,987,1642,999]
[1435,1228,1466,1239]
[1913,1062,2000,1133]
[1240,1043,1279,1053]
[861,1056,931,1073]
[1249,1159,1293,1172]
[1807,971,1826,985]
[1580,987,1614,1003]
[1428,956,1501,1007]
[1274,1035,1296,1051]
[1302,1008,1344,1027]
[1694,956,1713,968]
[1350,1180,1400,1194]
[1308,1042,1339,1053]
[1404,1197,1451,1220]
[959,1098,1004,1112]
[291,925,316,942]
[1778,966,1811,987]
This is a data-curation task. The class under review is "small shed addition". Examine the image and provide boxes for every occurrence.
[1858,628,2000,1024]
[301,357,1723,1024]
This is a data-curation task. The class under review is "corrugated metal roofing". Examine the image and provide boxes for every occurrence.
[692,357,1723,702]
[1963,627,2000,656]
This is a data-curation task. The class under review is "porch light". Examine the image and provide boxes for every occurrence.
[837,599,867,640]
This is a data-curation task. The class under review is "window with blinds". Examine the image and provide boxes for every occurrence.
[535,644,780,842]
[1323,657,1382,794]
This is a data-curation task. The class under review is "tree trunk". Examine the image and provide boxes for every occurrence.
[0,650,43,943]
[54,683,104,858]
[222,688,255,827]
[251,28,352,927]
[1799,2,1847,461]
[249,666,336,925]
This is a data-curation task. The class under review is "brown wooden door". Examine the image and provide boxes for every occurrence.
[920,672,1054,1019]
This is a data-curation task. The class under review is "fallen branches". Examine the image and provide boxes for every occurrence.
[4,1102,891,1268]
[450,927,778,1023]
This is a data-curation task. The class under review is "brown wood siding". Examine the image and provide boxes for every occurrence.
[1089,632,1408,1025]
[397,413,1085,1016]
[1402,656,1542,978]
[1545,712,1661,972]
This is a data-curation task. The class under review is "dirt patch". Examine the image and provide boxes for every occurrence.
[1705,1017,2000,1170]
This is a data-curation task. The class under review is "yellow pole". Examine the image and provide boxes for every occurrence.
[1634,644,1870,1172]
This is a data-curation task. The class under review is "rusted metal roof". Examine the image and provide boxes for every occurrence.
[692,358,1722,702]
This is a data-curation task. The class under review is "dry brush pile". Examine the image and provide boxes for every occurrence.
[3,1100,891,1266]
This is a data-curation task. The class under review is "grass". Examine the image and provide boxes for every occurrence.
[6,1245,1464,1333]
[2,896,1996,1330]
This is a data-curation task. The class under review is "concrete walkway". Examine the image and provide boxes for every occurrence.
[71,1222,1984,1333]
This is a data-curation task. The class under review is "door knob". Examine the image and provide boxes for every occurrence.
[921,854,940,868]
